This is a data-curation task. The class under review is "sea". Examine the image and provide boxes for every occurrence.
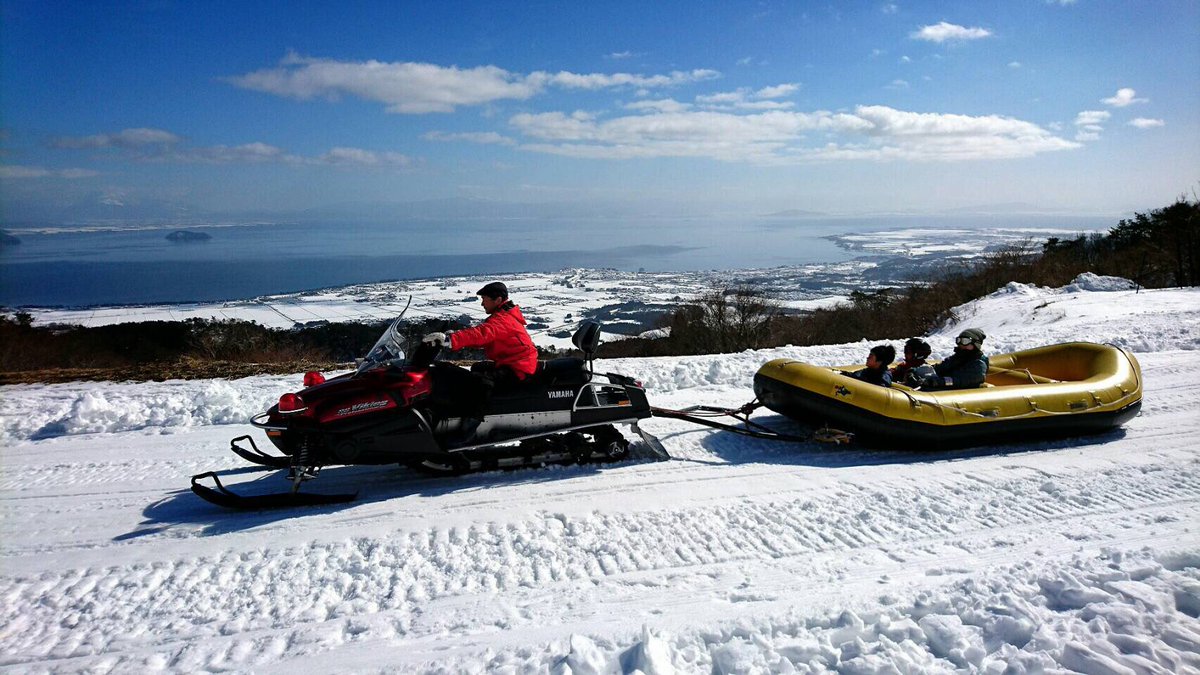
[0,216,1112,308]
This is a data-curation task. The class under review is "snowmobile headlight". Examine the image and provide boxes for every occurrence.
[303,371,326,387]
[278,393,309,415]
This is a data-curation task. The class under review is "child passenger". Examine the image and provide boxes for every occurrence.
[850,344,896,387]
[890,337,932,383]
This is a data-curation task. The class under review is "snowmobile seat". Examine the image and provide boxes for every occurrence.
[537,357,589,387]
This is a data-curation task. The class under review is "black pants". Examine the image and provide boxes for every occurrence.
[430,361,519,420]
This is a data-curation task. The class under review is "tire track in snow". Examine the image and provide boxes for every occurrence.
[3,455,1199,669]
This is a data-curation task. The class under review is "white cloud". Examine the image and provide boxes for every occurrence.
[606,51,634,60]
[0,165,51,178]
[180,142,296,164]
[540,69,719,90]
[910,22,992,43]
[733,100,797,110]
[1073,110,1111,141]
[60,168,102,178]
[226,53,719,114]
[900,55,912,63]
[1101,87,1147,107]
[507,105,1077,163]
[886,79,910,89]
[755,83,799,99]
[1128,118,1165,129]
[882,4,899,14]
[0,164,99,178]
[1008,61,1021,69]
[1074,110,1111,126]
[52,128,181,149]
[696,91,746,105]
[46,126,419,169]
[625,99,693,114]
[695,84,799,110]
[423,131,517,145]
[317,147,414,167]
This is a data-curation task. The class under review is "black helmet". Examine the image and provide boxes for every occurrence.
[956,328,986,347]
[904,337,932,359]
[476,281,508,299]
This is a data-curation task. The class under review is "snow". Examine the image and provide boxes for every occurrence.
[19,226,1103,352]
[2,275,1199,673]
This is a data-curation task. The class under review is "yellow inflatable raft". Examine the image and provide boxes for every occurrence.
[753,342,1142,449]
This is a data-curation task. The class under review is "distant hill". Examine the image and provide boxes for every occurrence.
[294,197,713,222]
[1,191,210,225]
[760,209,827,218]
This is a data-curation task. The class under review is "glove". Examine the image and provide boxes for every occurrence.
[422,331,450,347]
[917,373,944,390]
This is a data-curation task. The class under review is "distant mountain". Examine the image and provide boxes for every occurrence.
[760,209,827,218]
[294,198,711,222]
[2,190,210,225]
[936,203,1080,215]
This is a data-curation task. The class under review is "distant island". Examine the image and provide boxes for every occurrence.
[0,230,21,246]
[166,230,211,242]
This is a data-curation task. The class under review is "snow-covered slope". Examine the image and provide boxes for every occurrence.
[2,276,1198,673]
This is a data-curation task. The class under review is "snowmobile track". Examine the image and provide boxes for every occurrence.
[3,449,1198,669]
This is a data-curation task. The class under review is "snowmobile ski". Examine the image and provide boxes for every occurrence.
[191,472,357,510]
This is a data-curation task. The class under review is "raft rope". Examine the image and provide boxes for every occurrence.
[894,381,1142,420]
[650,401,854,445]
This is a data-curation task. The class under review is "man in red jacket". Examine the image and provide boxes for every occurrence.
[422,282,538,440]
[423,281,538,380]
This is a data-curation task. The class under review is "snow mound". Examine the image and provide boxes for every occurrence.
[1063,272,1139,292]
[935,279,1200,354]
[0,375,296,443]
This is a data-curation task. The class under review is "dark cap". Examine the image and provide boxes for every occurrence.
[904,337,932,359]
[956,328,986,346]
[476,281,508,299]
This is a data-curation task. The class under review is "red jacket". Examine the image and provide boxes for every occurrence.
[449,303,539,378]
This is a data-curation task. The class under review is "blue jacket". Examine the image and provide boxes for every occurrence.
[850,365,892,387]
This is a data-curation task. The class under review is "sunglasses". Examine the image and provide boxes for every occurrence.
[956,336,977,346]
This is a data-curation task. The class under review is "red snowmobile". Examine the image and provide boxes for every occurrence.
[191,311,667,508]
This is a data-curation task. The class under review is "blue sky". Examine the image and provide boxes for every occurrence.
[1,0,1197,222]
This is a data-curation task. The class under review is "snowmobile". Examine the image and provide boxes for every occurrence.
[191,310,668,509]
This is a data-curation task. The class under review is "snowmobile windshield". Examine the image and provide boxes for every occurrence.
[356,302,410,374]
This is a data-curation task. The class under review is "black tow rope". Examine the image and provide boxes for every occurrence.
[650,400,854,445]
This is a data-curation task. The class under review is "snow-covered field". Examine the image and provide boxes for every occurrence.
[21,226,1100,351]
[2,275,1199,673]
